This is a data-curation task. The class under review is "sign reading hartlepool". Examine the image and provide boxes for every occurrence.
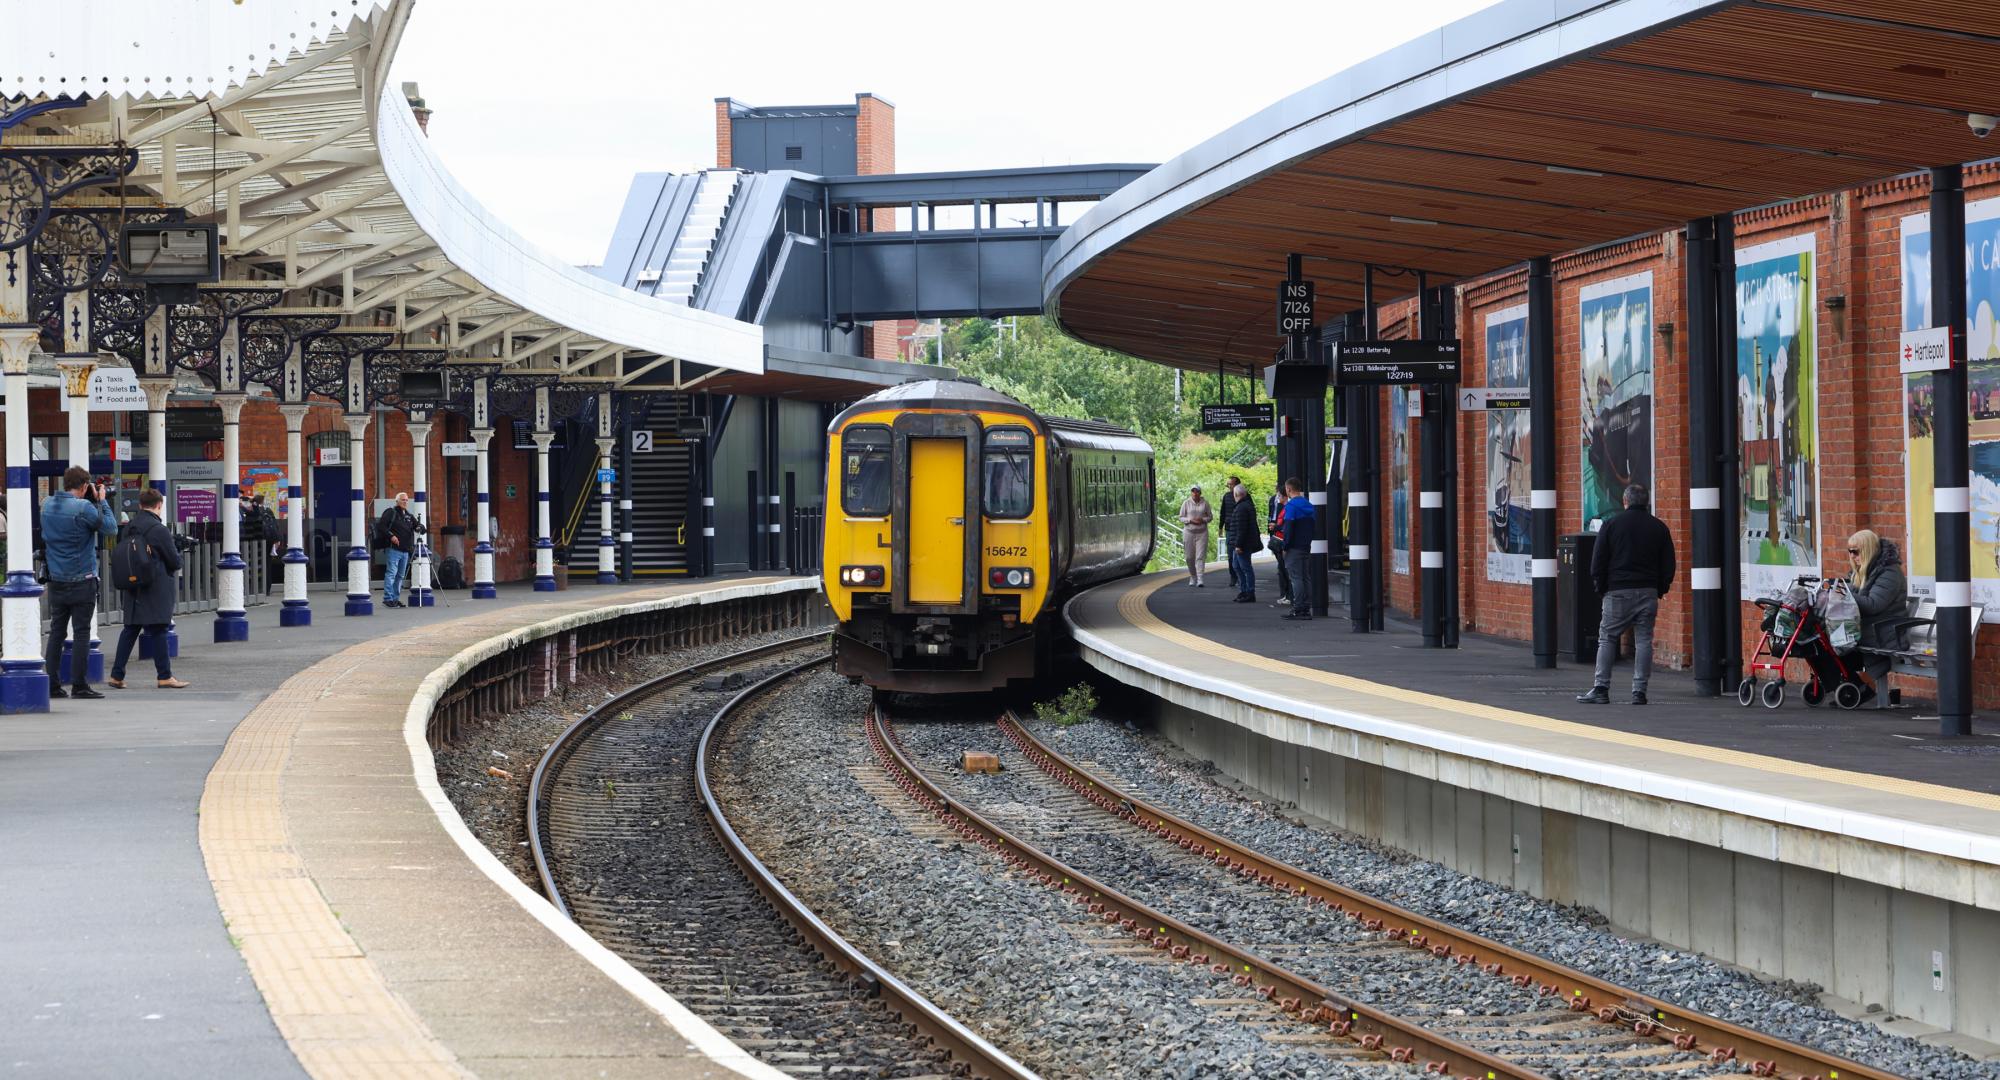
[1900,325,1953,374]
[1333,340,1461,385]
[1200,403,1275,431]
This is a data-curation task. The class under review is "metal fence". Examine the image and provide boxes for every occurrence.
[786,505,824,577]
[34,519,274,629]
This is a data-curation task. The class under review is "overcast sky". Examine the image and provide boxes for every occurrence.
[392,0,1500,266]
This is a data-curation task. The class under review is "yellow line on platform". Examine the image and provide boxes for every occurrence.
[1115,573,2000,815]
[199,633,467,1080]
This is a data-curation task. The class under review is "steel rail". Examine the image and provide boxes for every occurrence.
[698,663,1039,1080]
[869,706,1536,1080]
[526,633,826,916]
[999,713,1902,1080]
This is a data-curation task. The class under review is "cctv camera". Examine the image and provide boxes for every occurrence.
[1970,114,1999,138]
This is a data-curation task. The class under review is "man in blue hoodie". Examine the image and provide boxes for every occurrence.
[41,466,118,699]
[1279,477,1315,621]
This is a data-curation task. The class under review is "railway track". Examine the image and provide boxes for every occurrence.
[527,637,1032,1079]
[874,707,1904,1080]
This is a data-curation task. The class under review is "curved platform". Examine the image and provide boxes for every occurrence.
[4,580,814,1079]
[1068,565,2000,1048]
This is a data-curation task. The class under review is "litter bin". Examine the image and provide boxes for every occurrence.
[1557,533,1602,664]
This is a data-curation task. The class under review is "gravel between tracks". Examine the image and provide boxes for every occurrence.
[715,671,1408,1080]
[896,719,1708,1080]
[433,627,817,887]
[1024,714,2000,1080]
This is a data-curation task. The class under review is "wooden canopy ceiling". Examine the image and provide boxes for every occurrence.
[1047,0,2000,371]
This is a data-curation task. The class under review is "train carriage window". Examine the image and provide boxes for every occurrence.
[840,426,891,516]
[982,427,1035,519]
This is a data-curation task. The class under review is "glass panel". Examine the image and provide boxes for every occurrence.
[982,427,1034,519]
[841,426,891,516]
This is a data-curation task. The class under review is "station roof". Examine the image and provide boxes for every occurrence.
[1042,0,2000,371]
[6,0,764,391]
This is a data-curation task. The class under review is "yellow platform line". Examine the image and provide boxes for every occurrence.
[1114,573,2000,814]
[199,633,467,1079]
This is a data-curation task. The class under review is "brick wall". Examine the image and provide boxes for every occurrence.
[1430,167,2000,706]
[713,99,732,168]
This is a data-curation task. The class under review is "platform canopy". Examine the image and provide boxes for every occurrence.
[1043,0,2000,370]
[3,0,764,388]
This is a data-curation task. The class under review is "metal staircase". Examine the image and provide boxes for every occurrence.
[657,170,740,305]
[628,396,695,575]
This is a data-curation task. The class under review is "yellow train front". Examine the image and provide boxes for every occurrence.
[822,379,1155,694]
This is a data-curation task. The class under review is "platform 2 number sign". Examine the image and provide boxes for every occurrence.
[631,430,654,454]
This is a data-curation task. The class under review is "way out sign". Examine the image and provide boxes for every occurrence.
[1457,387,1531,411]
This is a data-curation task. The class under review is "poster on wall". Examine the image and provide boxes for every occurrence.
[1484,304,1532,584]
[1389,384,1411,575]
[1579,271,1654,527]
[239,465,286,515]
[1901,203,2000,623]
[1736,233,1820,595]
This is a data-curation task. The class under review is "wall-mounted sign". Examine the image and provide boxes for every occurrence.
[1278,280,1314,335]
[597,468,616,484]
[312,447,342,466]
[440,441,477,458]
[1334,340,1461,385]
[632,429,655,454]
[1457,387,1532,411]
[1900,325,1953,373]
[1200,403,1274,431]
[59,367,148,412]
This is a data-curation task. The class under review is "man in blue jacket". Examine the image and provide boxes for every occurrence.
[41,466,118,699]
[1279,477,1315,621]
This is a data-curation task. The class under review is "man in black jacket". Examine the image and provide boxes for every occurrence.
[1578,484,1676,705]
[375,493,422,608]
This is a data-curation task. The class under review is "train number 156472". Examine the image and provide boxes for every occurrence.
[986,545,1029,558]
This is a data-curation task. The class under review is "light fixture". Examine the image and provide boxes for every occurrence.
[1546,165,1605,177]
[1389,215,1439,226]
[1812,90,1882,106]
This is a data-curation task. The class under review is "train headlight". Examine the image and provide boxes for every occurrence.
[988,567,1033,589]
[840,565,884,586]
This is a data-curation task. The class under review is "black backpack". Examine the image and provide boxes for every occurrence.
[110,522,157,591]
[436,556,466,590]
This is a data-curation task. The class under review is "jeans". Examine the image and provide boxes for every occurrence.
[1182,527,1209,583]
[43,579,97,688]
[1230,549,1256,598]
[384,547,410,603]
[1593,588,1660,693]
[1283,547,1311,614]
[1275,541,1293,599]
[112,623,171,681]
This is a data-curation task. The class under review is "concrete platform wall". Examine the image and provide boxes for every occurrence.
[1150,697,2000,1044]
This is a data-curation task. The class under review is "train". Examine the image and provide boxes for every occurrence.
[821,379,1155,694]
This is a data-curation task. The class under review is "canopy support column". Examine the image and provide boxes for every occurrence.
[1528,256,1558,668]
[1930,165,1974,736]
[0,325,49,713]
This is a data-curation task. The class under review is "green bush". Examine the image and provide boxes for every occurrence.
[1033,683,1099,727]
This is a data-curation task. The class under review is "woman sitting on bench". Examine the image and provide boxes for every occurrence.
[1848,529,1906,708]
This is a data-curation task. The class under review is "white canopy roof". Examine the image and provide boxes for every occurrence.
[3,0,764,384]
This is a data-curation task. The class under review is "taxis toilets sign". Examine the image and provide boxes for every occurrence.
[58,367,147,411]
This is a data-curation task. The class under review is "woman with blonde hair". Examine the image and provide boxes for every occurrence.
[1847,528,1906,708]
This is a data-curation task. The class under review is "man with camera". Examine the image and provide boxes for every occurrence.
[40,467,118,699]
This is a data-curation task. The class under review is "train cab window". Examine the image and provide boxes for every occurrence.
[841,426,891,516]
[982,427,1034,519]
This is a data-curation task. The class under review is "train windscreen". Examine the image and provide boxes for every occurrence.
[841,426,891,516]
[982,427,1034,519]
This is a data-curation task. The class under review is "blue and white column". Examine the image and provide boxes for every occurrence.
[137,375,180,657]
[278,403,312,627]
[407,414,434,607]
[0,322,49,713]
[342,412,373,616]
[57,355,104,684]
[532,387,555,591]
[213,392,249,642]
[595,391,616,584]
[470,376,497,599]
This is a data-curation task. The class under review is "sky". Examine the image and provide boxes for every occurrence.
[392,0,1501,266]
